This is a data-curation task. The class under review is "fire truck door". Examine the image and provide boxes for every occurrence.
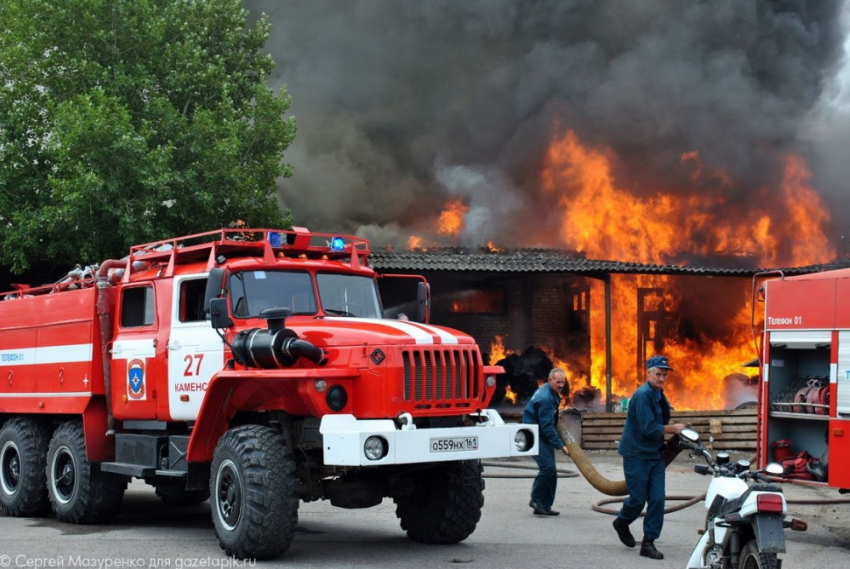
[111,284,158,419]
[166,276,224,421]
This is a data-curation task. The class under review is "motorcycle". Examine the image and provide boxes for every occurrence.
[677,427,808,569]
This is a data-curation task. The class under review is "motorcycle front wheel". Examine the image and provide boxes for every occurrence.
[739,540,778,569]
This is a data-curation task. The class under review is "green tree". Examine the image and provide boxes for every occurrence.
[0,0,294,272]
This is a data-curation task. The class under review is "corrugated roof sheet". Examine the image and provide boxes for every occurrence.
[368,248,850,277]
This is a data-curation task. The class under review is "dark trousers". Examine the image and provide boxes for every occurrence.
[530,444,557,509]
[617,457,666,540]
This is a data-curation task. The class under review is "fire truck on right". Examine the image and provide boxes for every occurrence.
[754,268,850,488]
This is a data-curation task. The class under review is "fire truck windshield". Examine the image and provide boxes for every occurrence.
[230,270,318,318]
[316,272,382,318]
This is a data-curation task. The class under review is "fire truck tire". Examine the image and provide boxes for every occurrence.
[154,484,211,506]
[738,539,778,569]
[210,425,298,560]
[0,418,52,517]
[46,422,126,523]
[394,459,484,544]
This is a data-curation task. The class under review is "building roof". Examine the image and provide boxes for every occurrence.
[368,247,850,277]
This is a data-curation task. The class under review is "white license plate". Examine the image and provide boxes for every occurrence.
[429,436,479,453]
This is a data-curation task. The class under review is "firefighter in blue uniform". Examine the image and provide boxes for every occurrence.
[523,368,570,516]
[612,355,685,560]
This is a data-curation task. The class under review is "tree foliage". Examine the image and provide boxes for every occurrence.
[0,0,295,272]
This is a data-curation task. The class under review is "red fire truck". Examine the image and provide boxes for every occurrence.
[0,228,537,559]
[755,268,849,488]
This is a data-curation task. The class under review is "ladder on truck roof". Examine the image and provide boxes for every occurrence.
[0,228,371,297]
[126,228,371,279]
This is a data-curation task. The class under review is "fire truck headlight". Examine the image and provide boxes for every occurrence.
[314,379,327,393]
[514,429,534,452]
[364,436,388,461]
[326,385,348,411]
[485,375,496,388]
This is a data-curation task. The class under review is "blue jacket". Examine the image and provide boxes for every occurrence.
[523,383,563,449]
[618,381,671,460]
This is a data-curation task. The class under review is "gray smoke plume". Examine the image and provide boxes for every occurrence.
[246,0,847,255]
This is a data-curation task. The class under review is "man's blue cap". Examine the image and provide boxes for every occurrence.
[646,355,673,371]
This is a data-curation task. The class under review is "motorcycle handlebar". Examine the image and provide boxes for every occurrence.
[679,433,775,482]
[752,472,771,483]
[694,464,711,476]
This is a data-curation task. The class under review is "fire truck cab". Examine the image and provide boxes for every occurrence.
[0,228,538,560]
[755,268,850,489]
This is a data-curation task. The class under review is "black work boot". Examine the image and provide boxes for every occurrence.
[612,518,636,548]
[533,505,560,516]
[640,537,664,560]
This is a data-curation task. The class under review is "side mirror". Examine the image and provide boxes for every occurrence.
[680,426,700,442]
[209,298,234,329]
[765,462,784,476]
[204,267,227,315]
[417,281,430,323]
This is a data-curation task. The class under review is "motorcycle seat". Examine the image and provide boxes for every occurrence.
[708,483,783,519]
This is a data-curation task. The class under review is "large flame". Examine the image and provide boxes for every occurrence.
[541,130,834,267]
[536,129,835,410]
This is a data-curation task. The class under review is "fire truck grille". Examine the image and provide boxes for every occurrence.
[402,348,480,403]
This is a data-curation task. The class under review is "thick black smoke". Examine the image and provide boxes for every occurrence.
[246,1,846,252]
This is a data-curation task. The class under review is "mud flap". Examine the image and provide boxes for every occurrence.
[751,514,786,553]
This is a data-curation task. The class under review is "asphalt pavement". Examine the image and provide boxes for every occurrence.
[1,449,849,568]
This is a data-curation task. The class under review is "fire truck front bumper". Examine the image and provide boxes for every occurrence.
[319,409,539,466]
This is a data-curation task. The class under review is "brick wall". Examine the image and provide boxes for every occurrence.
[427,273,589,366]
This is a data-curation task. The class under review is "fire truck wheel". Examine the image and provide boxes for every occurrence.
[154,484,211,507]
[0,418,52,517]
[739,539,778,569]
[46,421,127,523]
[210,425,298,560]
[394,459,484,544]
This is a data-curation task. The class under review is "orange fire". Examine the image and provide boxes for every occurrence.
[541,130,834,266]
[536,129,835,410]
[489,335,510,365]
[407,235,423,249]
[504,385,518,405]
[437,198,469,236]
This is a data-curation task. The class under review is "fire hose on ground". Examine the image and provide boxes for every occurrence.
[483,420,850,515]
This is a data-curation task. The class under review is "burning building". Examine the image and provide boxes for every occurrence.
[370,128,844,413]
[372,244,848,412]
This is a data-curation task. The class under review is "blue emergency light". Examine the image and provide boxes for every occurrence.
[330,236,346,251]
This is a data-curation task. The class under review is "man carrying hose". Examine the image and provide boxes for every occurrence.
[523,368,570,516]
[612,355,685,559]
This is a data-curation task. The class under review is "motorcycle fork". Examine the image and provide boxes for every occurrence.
[706,523,735,569]
[710,523,741,569]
